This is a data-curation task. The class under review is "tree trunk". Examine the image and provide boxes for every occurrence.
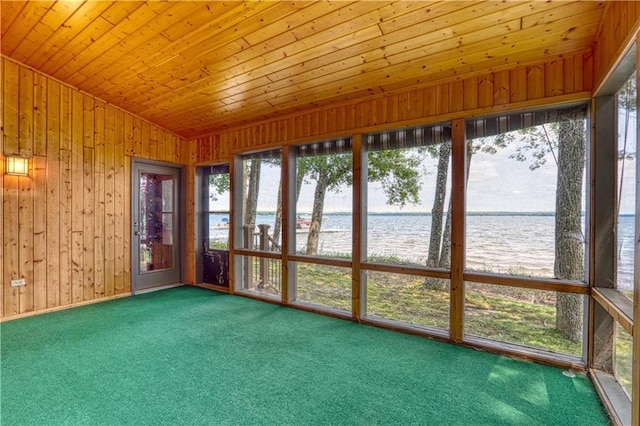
[554,117,585,342]
[306,173,329,255]
[273,183,282,244]
[427,142,451,268]
[244,159,261,226]
[423,143,451,290]
[273,164,305,243]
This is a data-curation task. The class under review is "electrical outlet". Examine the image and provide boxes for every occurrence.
[10,279,26,287]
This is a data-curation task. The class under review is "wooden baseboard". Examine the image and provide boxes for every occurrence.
[0,293,131,322]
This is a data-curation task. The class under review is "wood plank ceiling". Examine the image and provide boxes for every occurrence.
[1,1,605,138]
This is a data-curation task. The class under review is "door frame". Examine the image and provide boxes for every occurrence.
[131,158,186,294]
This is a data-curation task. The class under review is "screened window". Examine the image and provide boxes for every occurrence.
[234,149,282,297]
[365,123,452,269]
[616,72,636,303]
[204,164,230,251]
[293,138,352,258]
[235,149,282,253]
[466,106,588,281]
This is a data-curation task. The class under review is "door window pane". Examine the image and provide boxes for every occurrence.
[365,124,452,268]
[139,172,174,272]
[466,107,587,280]
[206,165,230,250]
[616,72,636,302]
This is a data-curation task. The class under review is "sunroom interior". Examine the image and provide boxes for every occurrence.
[1,1,639,424]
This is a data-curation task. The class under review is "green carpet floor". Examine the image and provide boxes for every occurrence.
[1,286,608,425]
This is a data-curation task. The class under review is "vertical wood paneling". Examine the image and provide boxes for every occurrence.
[463,77,478,110]
[94,100,105,298]
[32,155,47,311]
[83,146,94,301]
[33,73,47,156]
[1,57,187,319]
[4,61,19,154]
[104,106,116,297]
[59,89,72,305]
[593,0,639,91]
[123,158,131,292]
[18,66,33,157]
[71,91,83,233]
[113,109,125,295]
[18,172,34,313]
[46,80,60,308]
[133,117,142,157]
[510,67,527,103]
[450,80,464,113]
[477,75,493,108]
[526,65,545,99]
[3,175,19,316]
[545,61,564,97]
[493,70,510,105]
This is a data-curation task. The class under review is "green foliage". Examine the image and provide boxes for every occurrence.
[618,72,637,112]
[367,149,424,207]
[209,173,230,202]
[298,153,352,192]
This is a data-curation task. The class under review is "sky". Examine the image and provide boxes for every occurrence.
[210,122,637,215]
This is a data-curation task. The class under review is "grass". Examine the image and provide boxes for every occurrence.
[291,263,583,356]
[614,324,633,396]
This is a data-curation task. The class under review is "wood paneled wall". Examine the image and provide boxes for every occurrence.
[1,56,187,319]
[192,51,593,164]
[593,1,640,92]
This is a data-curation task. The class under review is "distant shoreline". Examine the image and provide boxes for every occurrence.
[252,211,636,217]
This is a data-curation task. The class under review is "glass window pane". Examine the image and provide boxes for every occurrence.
[466,108,587,280]
[139,172,174,272]
[365,271,450,331]
[294,139,352,257]
[366,124,452,268]
[235,255,281,298]
[465,282,583,357]
[616,72,636,302]
[614,323,633,398]
[237,150,282,253]
[293,262,351,312]
[207,165,230,250]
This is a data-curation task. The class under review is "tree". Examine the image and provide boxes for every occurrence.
[424,137,505,290]
[297,153,352,255]
[208,172,230,202]
[299,149,424,255]
[553,115,585,342]
[510,112,586,342]
[244,158,261,226]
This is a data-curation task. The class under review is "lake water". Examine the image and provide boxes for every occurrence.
[211,213,636,291]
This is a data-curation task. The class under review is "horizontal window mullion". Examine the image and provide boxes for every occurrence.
[362,262,450,279]
[288,254,351,268]
[464,271,589,294]
[232,248,281,260]
[592,288,633,334]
